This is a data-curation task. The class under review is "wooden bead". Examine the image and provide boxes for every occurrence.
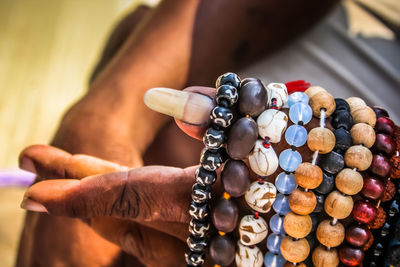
[307,127,335,154]
[294,162,323,189]
[316,220,345,247]
[344,145,373,171]
[283,212,312,238]
[289,189,317,215]
[312,245,339,267]
[352,106,376,127]
[324,190,353,219]
[283,262,306,267]
[346,97,366,113]
[280,236,310,263]
[335,168,363,195]
[350,123,376,148]
[305,86,336,117]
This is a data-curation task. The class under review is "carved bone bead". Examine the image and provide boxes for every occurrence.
[257,109,288,143]
[248,140,279,176]
[235,242,264,267]
[245,181,277,213]
[238,215,269,246]
[266,82,288,109]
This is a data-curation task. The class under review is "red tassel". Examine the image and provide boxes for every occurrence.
[285,80,311,94]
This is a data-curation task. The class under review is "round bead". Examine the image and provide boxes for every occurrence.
[324,190,353,219]
[227,117,258,160]
[191,183,211,203]
[345,223,371,247]
[367,206,386,229]
[333,128,352,154]
[249,140,279,176]
[257,109,288,143]
[391,154,400,179]
[370,154,391,177]
[335,168,363,195]
[339,245,364,266]
[332,110,353,130]
[372,106,389,118]
[283,263,306,267]
[315,172,335,194]
[212,198,239,233]
[346,97,366,113]
[216,72,241,88]
[185,251,205,266]
[319,151,345,175]
[210,106,234,128]
[209,235,235,266]
[314,194,325,213]
[264,252,286,267]
[267,233,284,254]
[203,127,225,150]
[195,167,217,186]
[307,127,335,154]
[187,235,207,252]
[344,145,373,171]
[361,176,384,200]
[382,179,396,202]
[294,162,323,189]
[305,86,336,117]
[239,215,268,246]
[350,123,376,148]
[334,98,351,112]
[283,212,312,238]
[352,200,377,224]
[216,84,238,107]
[221,160,250,197]
[289,189,317,215]
[239,78,268,117]
[285,124,308,147]
[316,220,345,248]
[374,133,395,156]
[245,181,277,213]
[280,236,310,263]
[312,246,339,267]
[200,149,223,171]
[351,106,377,127]
[289,102,312,124]
[189,201,209,220]
[270,214,286,234]
[266,82,288,109]
[278,149,302,172]
[235,241,263,267]
[375,116,395,135]
[288,92,309,107]
[189,219,210,238]
[275,172,297,194]
[273,193,291,215]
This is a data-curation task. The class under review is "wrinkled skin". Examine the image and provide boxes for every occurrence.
[16,0,338,266]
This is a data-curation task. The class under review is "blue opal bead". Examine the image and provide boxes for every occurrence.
[275,172,297,194]
[264,252,286,267]
[289,102,312,125]
[288,92,309,107]
[273,194,291,215]
[285,124,308,147]
[267,233,284,254]
[270,214,285,234]
[279,149,302,172]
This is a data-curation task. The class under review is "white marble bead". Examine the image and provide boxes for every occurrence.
[248,140,279,176]
[267,82,288,109]
[245,181,277,213]
[257,109,288,143]
[239,215,269,245]
[235,241,264,267]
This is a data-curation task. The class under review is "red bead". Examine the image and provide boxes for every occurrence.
[372,106,389,118]
[345,223,371,247]
[352,200,377,224]
[370,154,391,178]
[339,245,364,266]
[368,206,386,229]
[391,154,400,179]
[361,177,384,200]
[375,117,394,136]
[373,133,395,156]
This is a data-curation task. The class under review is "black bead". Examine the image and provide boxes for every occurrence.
[238,78,268,117]
[216,84,238,107]
[195,167,217,186]
[191,183,211,204]
[310,213,319,232]
[387,245,400,267]
[185,251,205,266]
[189,201,209,221]
[187,235,208,252]
[203,127,225,150]
[200,149,223,171]
[319,151,345,174]
[216,72,241,89]
[209,235,235,266]
[332,110,353,130]
[210,106,234,128]
[334,98,351,113]
[333,128,352,154]
[315,172,335,195]
[189,218,210,238]
[313,194,325,213]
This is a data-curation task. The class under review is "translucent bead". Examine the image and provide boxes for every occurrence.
[288,92,309,107]
[289,102,312,125]
[285,124,308,147]
[275,172,297,194]
[264,252,286,267]
[273,194,291,215]
[267,233,284,254]
[270,214,286,234]
[279,149,302,172]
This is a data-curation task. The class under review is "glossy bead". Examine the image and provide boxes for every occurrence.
[189,219,210,238]
[345,223,371,247]
[203,127,225,150]
[191,183,211,203]
[352,200,377,224]
[270,214,286,234]
[294,162,323,189]
[319,151,345,175]
[324,190,353,219]
[267,233,284,254]
[187,235,207,252]
[333,128,352,154]
[239,78,268,117]
[285,124,308,147]
[210,106,234,128]
[245,181,277,213]
[332,110,353,130]
[216,84,238,107]
[361,176,384,200]
[200,149,223,171]
[266,82,288,109]
[346,97,366,113]
[370,154,391,177]
[352,106,377,127]
[278,149,302,172]
[339,245,364,266]
[350,123,376,148]
[209,235,235,266]
[235,242,264,267]
[289,102,312,124]
[185,251,205,266]
[289,189,317,215]
[344,145,373,171]
[305,86,336,118]
[275,172,297,194]
[316,219,345,247]
[280,236,310,263]
[273,194,291,215]
[335,168,363,195]
[212,198,238,233]
[195,167,217,186]
[264,252,286,267]
[221,160,250,197]
[249,140,279,176]
[283,212,312,238]
[372,106,389,118]
[314,194,324,213]
[334,98,351,112]
[373,133,395,156]
[375,116,395,135]
[307,127,336,153]
[239,215,268,245]
[288,92,309,107]
[312,245,339,267]
[315,172,335,194]
[227,117,258,160]
[257,109,288,143]
[189,201,209,221]
[216,72,241,88]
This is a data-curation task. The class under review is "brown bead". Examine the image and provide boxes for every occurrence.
[305,86,336,118]
[316,220,345,248]
[294,163,323,189]
[335,168,364,195]
[312,245,339,267]
[324,190,354,219]
[394,125,400,150]
[227,117,258,160]
[382,179,396,202]
[390,154,400,179]
[363,233,374,251]
[307,127,336,154]
[352,106,377,127]
[280,236,310,263]
[346,97,366,114]
[283,212,312,238]
[289,189,317,215]
[344,145,373,171]
[283,263,306,267]
[238,78,268,117]
[350,123,376,148]
[368,206,386,229]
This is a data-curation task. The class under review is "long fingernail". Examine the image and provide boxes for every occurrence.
[19,156,37,174]
[20,197,48,213]
[144,88,213,125]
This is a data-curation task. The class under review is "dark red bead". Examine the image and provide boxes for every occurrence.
[373,133,395,156]
[339,245,364,266]
[209,235,235,266]
[373,106,389,118]
[361,176,384,200]
[375,116,395,136]
[370,154,391,178]
[345,223,371,247]
[352,200,377,224]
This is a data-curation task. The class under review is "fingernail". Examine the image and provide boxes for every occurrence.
[144,88,213,125]
[20,197,48,213]
[19,156,37,174]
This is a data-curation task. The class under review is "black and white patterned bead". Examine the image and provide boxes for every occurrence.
[192,183,211,203]
[189,201,209,221]
[203,127,225,150]
[216,84,238,107]
[185,251,205,266]
[210,106,234,128]
[189,219,210,238]
[195,167,217,186]
[200,149,223,171]
[216,72,241,89]
[187,235,208,252]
